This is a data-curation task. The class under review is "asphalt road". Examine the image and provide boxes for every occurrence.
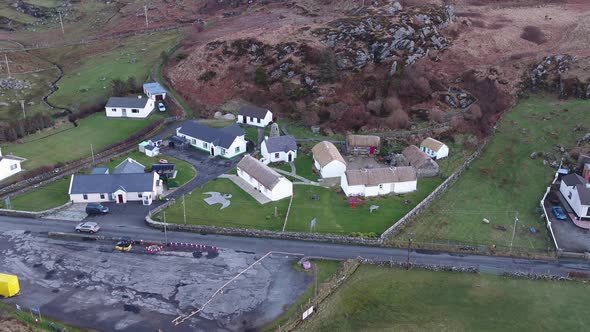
[1,216,590,277]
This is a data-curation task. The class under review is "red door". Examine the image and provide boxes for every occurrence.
[369,147,375,155]
[117,194,124,203]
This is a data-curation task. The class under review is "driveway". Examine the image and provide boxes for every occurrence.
[84,146,240,229]
[544,187,590,253]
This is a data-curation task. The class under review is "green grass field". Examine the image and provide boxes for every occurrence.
[47,31,179,110]
[396,95,590,251]
[262,260,341,332]
[0,302,87,332]
[159,177,441,235]
[2,113,158,170]
[298,266,590,332]
[2,177,70,211]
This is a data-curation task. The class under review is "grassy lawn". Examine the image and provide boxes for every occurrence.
[262,260,341,332]
[97,151,196,187]
[155,178,290,230]
[286,179,441,235]
[282,121,344,140]
[0,302,88,332]
[298,266,590,332]
[293,154,320,182]
[47,31,179,110]
[160,177,442,235]
[0,151,196,212]
[0,177,70,211]
[396,95,590,251]
[2,113,158,170]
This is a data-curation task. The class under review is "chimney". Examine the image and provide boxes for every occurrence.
[138,95,142,99]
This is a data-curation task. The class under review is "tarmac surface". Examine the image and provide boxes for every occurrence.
[0,228,309,332]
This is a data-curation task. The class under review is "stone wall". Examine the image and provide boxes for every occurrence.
[0,201,72,218]
[145,200,382,245]
[380,139,489,241]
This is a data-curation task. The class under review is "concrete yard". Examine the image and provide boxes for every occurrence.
[0,230,310,331]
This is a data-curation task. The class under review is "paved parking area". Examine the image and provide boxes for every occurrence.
[0,230,310,332]
[44,203,87,222]
[544,187,590,253]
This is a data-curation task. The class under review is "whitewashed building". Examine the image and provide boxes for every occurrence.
[311,141,346,179]
[560,174,590,219]
[105,96,155,118]
[177,121,246,159]
[68,172,163,205]
[237,106,273,127]
[420,137,449,160]
[341,167,417,197]
[261,135,297,164]
[0,148,25,182]
[143,82,167,101]
[237,155,292,201]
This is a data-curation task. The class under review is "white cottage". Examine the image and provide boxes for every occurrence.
[0,148,25,182]
[420,137,449,160]
[237,106,273,127]
[311,141,346,179]
[177,121,246,159]
[237,155,292,202]
[105,96,155,118]
[261,135,297,164]
[560,174,590,219]
[143,82,167,101]
[68,172,163,205]
[341,167,417,197]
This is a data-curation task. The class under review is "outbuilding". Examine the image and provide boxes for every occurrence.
[402,145,439,178]
[261,135,297,164]
[341,166,417,197]
[420,137,449,160]
[237,105,273,127]
[311,141,347,179]
[105,96,155,118]
[560,173,590,219]
[143,82,167,101]
[0,148,25,182]
[346,134,380,156]
[237,155,293,202]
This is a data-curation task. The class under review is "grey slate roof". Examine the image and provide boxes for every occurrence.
[263,135,297,153]
[106,97,150,108]
[69,173,155,194]
[143,82,166,95]
[237,155,284,190]
[113,158,145,174]
[562,174,585,186]
[151,163,175,173]
[144,145,157,151]
[576,184,590,205]
[177,121,244,149]
[238,105,271,119]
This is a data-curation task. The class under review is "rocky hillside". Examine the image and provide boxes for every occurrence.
[529,54,590,99]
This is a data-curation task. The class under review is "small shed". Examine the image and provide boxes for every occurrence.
[143,82,167,101]
[402,145,439,178]
[149,136,163,147]
[346,134,380,156]
[139,141,150,153]
[145,144,160,157]
[420,137,449,160]
[168,135,187,149]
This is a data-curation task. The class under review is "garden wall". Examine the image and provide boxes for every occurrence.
[145,200,381,246]
[0,201,72,218]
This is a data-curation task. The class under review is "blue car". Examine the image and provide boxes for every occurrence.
[551,206,567,220]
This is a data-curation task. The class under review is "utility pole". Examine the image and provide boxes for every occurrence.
[19,100,25,119]
[90,144,95,165]
[164,211,168,245]
[144,5,149,28]
[4,54,11,78]
[58,11,64,34]
[406,233,413,269]
[182,194,186,225]
[510,211,518,253]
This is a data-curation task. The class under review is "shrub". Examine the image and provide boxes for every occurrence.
[175,53,188,60]
[520,26,546,45]
[254,66,268,87]
[318,50,340,83]
[199,71,217,82]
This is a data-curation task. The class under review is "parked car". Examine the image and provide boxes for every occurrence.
[115,240,132,252]
[551,206,567,220]
[75,222,101,233]
[158,102,166,112]
[85,203,109,215]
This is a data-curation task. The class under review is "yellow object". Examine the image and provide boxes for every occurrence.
[0,273,20,298]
